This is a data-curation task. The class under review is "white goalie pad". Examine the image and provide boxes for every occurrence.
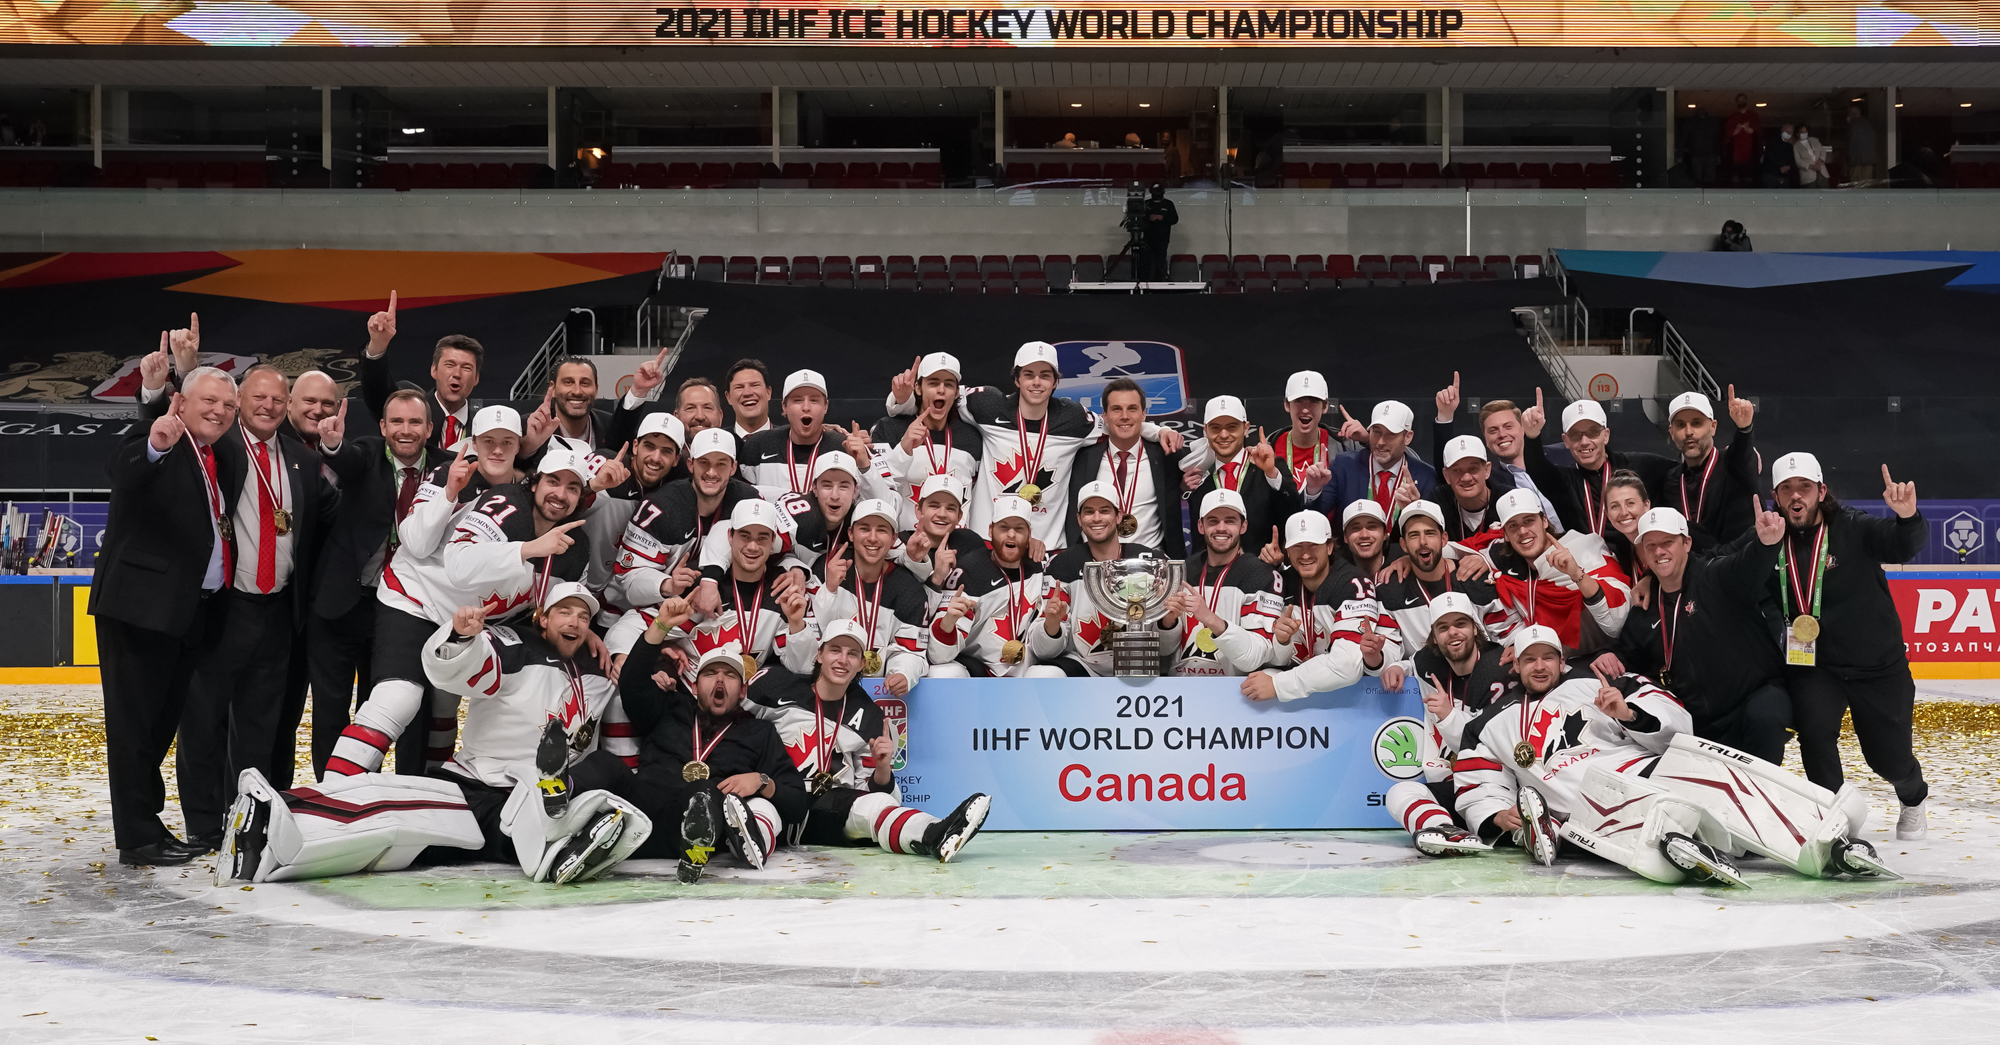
[501,780,654,883]
[1650,734,1870,878]
[1559,760,1706,885]
[225,768,486,884]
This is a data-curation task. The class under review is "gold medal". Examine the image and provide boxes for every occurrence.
[1513,740,1537,769]
[1116,513,1138,538]
[1000,639,1025,664]
[682,760,710,782]
[811,770,837,796]
[862,649,883,675]
[272,508,291,535]
[1791,614,1821,642]
[1193,626,1217,654]
[1018,483,1041,506]
[219,515,234,543]
[741,653,760,679]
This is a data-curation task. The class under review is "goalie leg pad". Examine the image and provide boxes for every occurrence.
[507,780,653,883]
[548,790,653,884]
[325,679,425,777]
[1652,734,1861,878]
[1560,762,1709,885]
[226,768,485,883]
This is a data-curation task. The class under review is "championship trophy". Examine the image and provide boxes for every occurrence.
[1080,556,1184,683]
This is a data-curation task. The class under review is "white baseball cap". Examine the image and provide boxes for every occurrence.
[1442,435,1487,467]
[688,428,736,462]
[1636,507,1690,540]
[1014,341,1059,371]
[636,410,686,447]
[917,352,962,380]
[1428,590,1479,629]
[1773,452,1823,486]
[1509,624,1565,659]
[1398,499,1447,534]
[1284,510,1333,548]
[1198,488,1247,521]
[1495,487,1544,524]
[1342,499,1389,528]
[1202,395,1246,425]
[694,643,749,678]
[1668,392,1714,421]
[917,472,963,504]
[850,498,898,528]
[819,619,870,650]
[471,405,522,437]
[991,495,1035,526]
[1561,399,1609,432]
[811,450,861,484]
[729,497,785,535]
[1076,480,1120,510]
[540,580,600,617]
[1284,370,1329,402]
[1369,401,1415,434]
[535,443,592,483]
[782,369,827,399]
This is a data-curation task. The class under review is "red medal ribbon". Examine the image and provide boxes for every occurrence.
[690,715,734,765]
[786,438,823,496]
[1679,449,1719,525]
[1014,410,1049,495]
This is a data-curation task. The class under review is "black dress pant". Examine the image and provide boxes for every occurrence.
[98,596,226,850]
[178,590,294,840]
[1694,680,1792,766]
[1788,665,1929,806]
[306,593,376,778]
[267,626,312,789]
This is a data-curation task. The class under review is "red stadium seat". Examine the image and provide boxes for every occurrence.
[1037,163,1069,181]
[1374,162,1408,187]
[408,163,446,189]
[1326,254,1357,278]
[1343,163,1375,186]
[1017,270,1049,294]
[1584,163,1620,188]
[1104,162,1135,182]
[1071,162,1103,180]
[1548,162,1585,189]
[475,163,512,189]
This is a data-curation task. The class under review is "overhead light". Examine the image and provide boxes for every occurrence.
[1071,102,1082,108]
[1754,102,1767,108]
[1686,103,1695,109]
[1851,97,1863,102]
[1139,103,1151,108]
[1896,102,1904,108]
[1962,102,1974,108]
[400,127,425,134]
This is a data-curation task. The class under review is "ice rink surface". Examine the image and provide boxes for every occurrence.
[5,682,1999,1044]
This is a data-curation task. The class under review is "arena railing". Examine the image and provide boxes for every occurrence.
[1660,320,1723,404]
[510,321,567,401]
[1511,307,1586,403]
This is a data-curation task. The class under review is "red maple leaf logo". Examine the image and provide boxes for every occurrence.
[691,617,744,654]
[1078,615,1105,648]
[782,725,821,771]
[992,454,1026,489]
[479,590,530,617]
[1526,705,1561,759]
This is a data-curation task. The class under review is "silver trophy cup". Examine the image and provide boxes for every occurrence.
[1080,556,1185,683]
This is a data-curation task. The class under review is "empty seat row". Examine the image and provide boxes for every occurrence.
[1000,161,1173,186]
[1278,161,1621,189]
[369,162,549,191]
[597,161,943,190]
[0,159,270,189]
[1948,162,2000,188]
[685,251,1547,291]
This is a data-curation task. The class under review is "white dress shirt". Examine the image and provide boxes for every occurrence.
[144,437,227,591]
[231,430,296,593]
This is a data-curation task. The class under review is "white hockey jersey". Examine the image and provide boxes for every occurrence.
[1264,560,1404,701]
[864,414,984,532]
[926,549,1059,677]
[805,562,929,688]
[1483,531,1633,652]
[602,573,816,678]
[1167,551,1283,677]
[1375,573,1513,652]
[1454,673,1689,833]
[606,477,766,611]
[379,483,593,626]
[746,670,896,793]
[738,428,849,501]
[421,621,635,788]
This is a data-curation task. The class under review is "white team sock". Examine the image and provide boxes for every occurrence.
[846,791,938,855]
[1386,779,1454,837]
[325,679,424,776]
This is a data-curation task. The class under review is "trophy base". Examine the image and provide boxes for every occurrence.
[1109,628,1163,684]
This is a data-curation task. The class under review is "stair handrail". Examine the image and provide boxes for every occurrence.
[509,320,567,401]
[1512,306,1585,403]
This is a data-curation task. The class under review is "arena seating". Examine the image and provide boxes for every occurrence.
[676,250,1544,291]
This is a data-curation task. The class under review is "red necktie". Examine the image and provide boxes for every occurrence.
[1375,469,1394,508]
[1222,461,1240,490]
[443,414,458,446]
[254,440,276,593]
[385,466,421,570]
[199,444,232,579]
[1115,450,1131,490]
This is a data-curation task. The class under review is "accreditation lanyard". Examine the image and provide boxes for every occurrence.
[1415,573,1454,606]
[1279,429,1327,486]
[1658,590,1683,675]
[1001,565,1027,640]
[1679,449,1719,524]
[922,424,953,478]
[1015,411,1048,491]
[855,572,886,645]
[786,438,822,495]
[1778,523,1829,621]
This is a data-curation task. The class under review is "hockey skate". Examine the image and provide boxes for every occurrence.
[1414,825,1492,856]
[218,771,276,884]
[911,793,990,864]
[535,718,571,819]
[548,808,629,885]
[678,791,718,884]
[1833,838,1902,880]
[1662,833,1748,888]
[720,793,767,871]
[1517,786,1560,867]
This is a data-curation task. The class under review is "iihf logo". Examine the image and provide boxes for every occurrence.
[1944,511,1985,562]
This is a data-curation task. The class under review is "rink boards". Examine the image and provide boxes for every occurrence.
[865,676,1424,830]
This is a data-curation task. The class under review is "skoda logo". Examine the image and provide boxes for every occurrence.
[1372,717,1425,780]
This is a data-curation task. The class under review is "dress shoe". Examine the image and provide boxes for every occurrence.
[119,838,200,867]
[185,832,223,855]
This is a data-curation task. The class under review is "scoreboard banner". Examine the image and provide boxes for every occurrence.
[3,2,1992,49]
[865,675,1423,831]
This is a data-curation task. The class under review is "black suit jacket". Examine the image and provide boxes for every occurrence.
[93,432,230,638]
[1065,437,1189,558]
[1189,455,1299,557]
[360,349,468,456]
[313,436,428,620]
[211,428,339,628]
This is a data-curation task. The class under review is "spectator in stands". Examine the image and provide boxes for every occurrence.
[1760,125,1796,187]
[1793,125,1829,188]
[725,359,778,439]
[1139,183,1178,281]
[1723,94,1761,186]
[1054,133,1080,150]
[1714,220,1753,252]
[1123,132,1143,149]
[1846,104,1878,185]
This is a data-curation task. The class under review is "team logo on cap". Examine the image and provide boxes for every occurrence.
[1050,340,1188,416]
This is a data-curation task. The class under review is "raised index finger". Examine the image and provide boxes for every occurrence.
[189,312,199,337]
[1881,463,1894,486]
[455,439,470,461]
[387,289,397,315]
